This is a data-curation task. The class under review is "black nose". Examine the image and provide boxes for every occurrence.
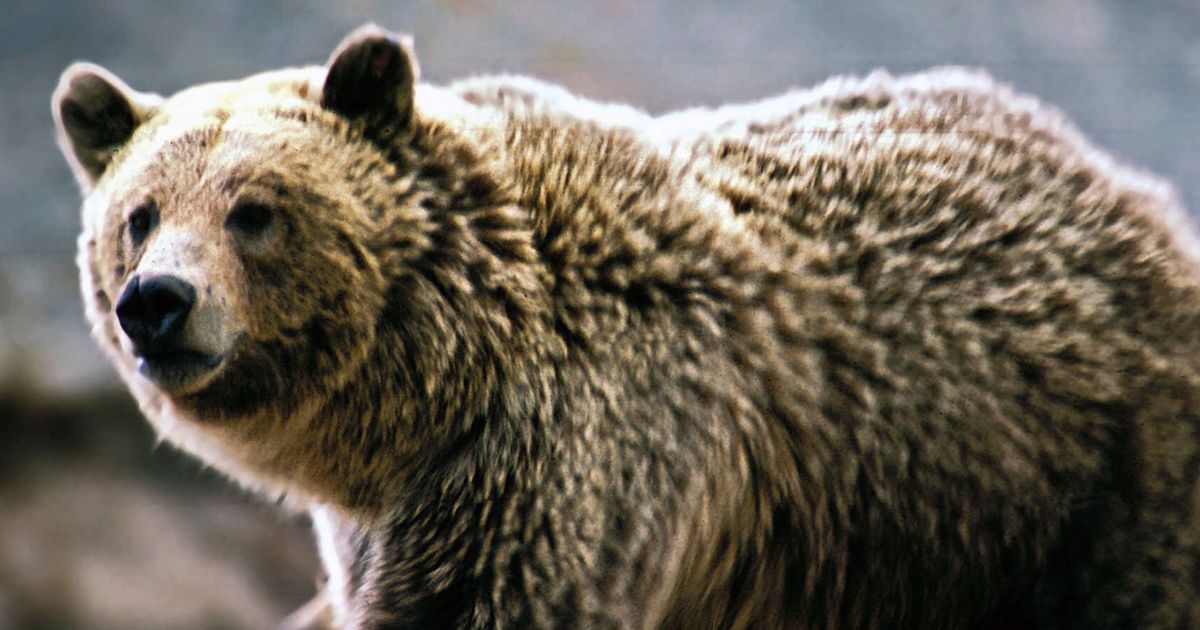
[115,274,196,350]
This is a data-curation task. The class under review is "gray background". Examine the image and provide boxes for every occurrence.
[2,1,1198,627]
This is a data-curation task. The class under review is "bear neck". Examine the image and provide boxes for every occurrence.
[269,109,564,515]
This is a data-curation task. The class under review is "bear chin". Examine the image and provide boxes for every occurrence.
[134,349,225,395]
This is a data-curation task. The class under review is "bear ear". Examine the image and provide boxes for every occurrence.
[52,63,160,191]
[321,24,420,130]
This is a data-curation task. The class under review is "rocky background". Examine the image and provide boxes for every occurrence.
[3,1,1199,628]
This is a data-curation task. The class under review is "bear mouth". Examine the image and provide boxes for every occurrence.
[135,347,224,393]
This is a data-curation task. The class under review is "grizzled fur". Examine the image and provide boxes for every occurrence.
[53,25,1200,629]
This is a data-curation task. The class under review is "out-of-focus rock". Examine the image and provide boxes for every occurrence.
[0,390,318,629]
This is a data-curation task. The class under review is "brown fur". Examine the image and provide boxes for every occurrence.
[53,25,1200,629]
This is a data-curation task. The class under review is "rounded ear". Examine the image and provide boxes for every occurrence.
[321,24,419,130]
[52,63,160,191]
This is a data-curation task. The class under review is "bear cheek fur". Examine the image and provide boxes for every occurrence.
[216,227,385,501]
[178,193,385,437]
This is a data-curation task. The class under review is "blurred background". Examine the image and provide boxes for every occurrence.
[3,1,1200,628]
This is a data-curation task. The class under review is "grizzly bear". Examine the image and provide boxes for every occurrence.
[53,24,1200,629]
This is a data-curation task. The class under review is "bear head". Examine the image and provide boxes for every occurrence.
[52,26,440,500]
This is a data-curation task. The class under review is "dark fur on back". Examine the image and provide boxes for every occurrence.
[332,68,1200,627]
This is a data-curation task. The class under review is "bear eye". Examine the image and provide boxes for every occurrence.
[226,201,275,237]
[127,200,158,246]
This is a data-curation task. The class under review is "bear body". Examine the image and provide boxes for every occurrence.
[54,26,1200,629]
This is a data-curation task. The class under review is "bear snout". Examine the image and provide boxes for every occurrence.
[115,273,196,353]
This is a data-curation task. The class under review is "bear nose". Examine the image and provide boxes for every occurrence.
[115,274,197,349]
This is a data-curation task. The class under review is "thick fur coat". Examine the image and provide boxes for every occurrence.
[53,25,1200,629]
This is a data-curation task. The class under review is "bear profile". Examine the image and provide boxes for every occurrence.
[53,24,1200,629]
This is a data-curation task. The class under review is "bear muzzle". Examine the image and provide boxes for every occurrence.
[116,273,224,391]
[116,274,194,346]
